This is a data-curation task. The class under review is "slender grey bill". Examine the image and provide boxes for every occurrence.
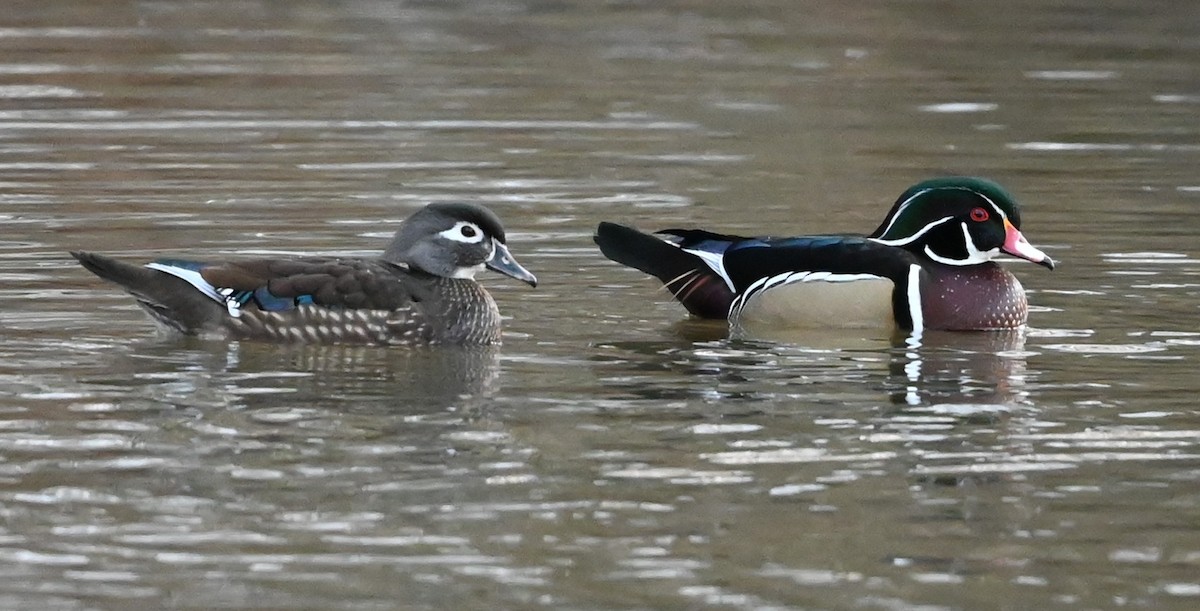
[487,242,538,286]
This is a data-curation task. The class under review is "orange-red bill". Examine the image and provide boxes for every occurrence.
[1002,219,1055,269]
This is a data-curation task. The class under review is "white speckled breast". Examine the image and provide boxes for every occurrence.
[920,262,1028,330]
[429,278,503,345]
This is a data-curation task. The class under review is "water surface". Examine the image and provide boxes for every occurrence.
[2,1,1199,608]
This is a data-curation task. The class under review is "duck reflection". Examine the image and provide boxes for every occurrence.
[229,342,503,406]
[92,338,502,413]
[885,329,1029,408]
[595,324,1030,408]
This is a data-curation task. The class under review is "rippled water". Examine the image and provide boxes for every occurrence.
[2,0,1199,608]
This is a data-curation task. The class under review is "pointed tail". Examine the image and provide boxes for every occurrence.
[594,222,734,319]
[71,251,225,333]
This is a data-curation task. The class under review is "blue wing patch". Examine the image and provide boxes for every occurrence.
[218,287,315,313]
[724,238,770,252]
[756,236,866,249]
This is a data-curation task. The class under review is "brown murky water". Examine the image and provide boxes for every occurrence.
[2,1,1199,608]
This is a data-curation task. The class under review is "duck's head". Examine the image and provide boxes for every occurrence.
[383,203,538,286]
[868,177,1055,270]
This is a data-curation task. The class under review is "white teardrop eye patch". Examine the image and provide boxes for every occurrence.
[440,221,486,244]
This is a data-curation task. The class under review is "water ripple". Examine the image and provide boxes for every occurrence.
[0,119,699,132]
[702,449,899,465]
[1008,142,1200,152]
[1025,70,1119,80]
[918,102,998,113]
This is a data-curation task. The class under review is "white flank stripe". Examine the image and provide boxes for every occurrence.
[748,271,882,293]
[732,271,886,319]
[792,272,881,283]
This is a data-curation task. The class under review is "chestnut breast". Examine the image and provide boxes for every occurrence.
[921,262,1028,330]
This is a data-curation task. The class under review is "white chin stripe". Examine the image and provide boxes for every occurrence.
[923,222,997,266]
[451,263,485,279]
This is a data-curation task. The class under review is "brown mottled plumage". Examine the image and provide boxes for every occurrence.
[72,203,535,345]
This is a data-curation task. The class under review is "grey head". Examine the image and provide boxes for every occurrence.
[382,203,538,286]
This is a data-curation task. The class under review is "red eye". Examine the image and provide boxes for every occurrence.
[969,207,990,222]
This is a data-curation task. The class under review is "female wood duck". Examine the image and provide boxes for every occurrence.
[594,177,1055,333]
[73,203,537,345]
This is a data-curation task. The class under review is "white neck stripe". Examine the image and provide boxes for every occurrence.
[907,264,923,334]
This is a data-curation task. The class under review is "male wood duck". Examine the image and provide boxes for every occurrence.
[594,177,1055,333]
[72,203,537,345]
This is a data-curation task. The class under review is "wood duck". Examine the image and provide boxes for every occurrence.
[594,177,1055,333]
[73,203,537,345]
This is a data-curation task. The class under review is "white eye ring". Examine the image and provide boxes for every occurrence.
[440,221,485,244]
